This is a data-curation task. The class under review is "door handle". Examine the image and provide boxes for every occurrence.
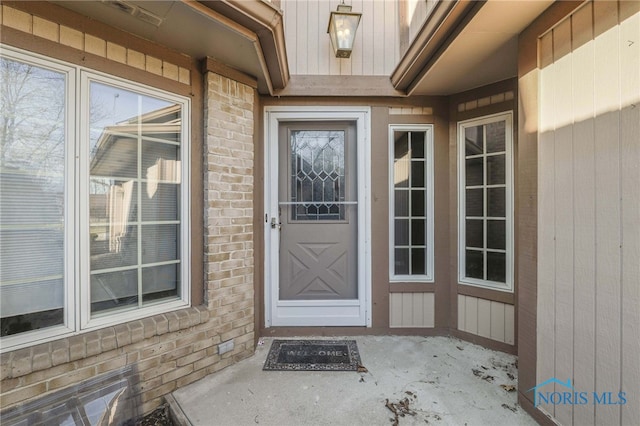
[270,217,281,230]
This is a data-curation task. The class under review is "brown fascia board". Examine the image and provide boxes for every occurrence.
[198,0,290,90]
[391,0,485,95]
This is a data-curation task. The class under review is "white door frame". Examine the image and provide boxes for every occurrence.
[264,106,372,327]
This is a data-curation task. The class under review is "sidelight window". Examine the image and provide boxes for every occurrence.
[389,125,434,282]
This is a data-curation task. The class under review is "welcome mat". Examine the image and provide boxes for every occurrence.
[263,340,361,371]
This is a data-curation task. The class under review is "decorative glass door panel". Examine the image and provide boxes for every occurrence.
[278,123,357,302]
[290,130,346,221]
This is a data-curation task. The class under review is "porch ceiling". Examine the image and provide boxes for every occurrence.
[400,0,553,96]
[52,0,288,94]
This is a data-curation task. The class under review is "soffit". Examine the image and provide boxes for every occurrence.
[408,0,553,96]
[52,0,286,94]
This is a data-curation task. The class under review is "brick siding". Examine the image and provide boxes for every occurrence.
[0,6,256,418]
[203,70,256,358]
[2,308,223,415]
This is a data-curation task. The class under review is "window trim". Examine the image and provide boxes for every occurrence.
[0,44,191,352]
[0,45,78,350]
[388,124,435,283]
[78,69,191,331]
[457,111,514,292]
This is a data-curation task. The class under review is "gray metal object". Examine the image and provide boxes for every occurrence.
[218,340,234,354]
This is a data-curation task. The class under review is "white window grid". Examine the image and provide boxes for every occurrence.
[457,112,513,292]
[0,45,191,352]
[388,124,434,282]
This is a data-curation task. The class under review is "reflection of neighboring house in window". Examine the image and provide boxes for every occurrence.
[89,104,182,306]
[90,104,181,257]
[107,181,134,253]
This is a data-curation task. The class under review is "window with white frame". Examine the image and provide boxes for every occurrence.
[389,125,434,281]
[0,46,190,350]
[458,112,512,291]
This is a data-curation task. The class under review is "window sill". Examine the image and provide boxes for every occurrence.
[389,282,436,293]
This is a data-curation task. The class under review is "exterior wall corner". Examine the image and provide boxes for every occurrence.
[202,69,256,355]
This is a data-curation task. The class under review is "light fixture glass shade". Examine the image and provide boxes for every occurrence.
[327,5,362,58]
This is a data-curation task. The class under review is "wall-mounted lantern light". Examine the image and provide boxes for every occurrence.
[327,4,362,58]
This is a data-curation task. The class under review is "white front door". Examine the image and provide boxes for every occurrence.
[264,107,371,327]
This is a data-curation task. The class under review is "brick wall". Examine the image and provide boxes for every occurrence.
[0,5,257,418]
[203,72,256,347]
[0,308,227,415]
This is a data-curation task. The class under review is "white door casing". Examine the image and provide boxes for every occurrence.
[264,106,371,327]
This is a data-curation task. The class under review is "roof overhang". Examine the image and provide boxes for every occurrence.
[392,0,554,96]
[52,0,289,95]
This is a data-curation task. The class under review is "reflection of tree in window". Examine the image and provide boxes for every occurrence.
[0,59,67,335]
[1,59,65,178]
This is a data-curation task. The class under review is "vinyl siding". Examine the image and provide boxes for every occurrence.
[537,1,640,424]
[281,0,399,76]
[457,295,514,344]
[389,292,435,328]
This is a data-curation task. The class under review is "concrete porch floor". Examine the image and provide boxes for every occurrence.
[171,336,538,425]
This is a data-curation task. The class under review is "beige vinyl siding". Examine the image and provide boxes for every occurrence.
[457,295,514,344]
[282,0,399,76]
[389,293,435,328]
[571,4,597,426]
[537,1,640,425]
[407,0,436,46]
[619,2,640,425]
[537,24,557,421]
